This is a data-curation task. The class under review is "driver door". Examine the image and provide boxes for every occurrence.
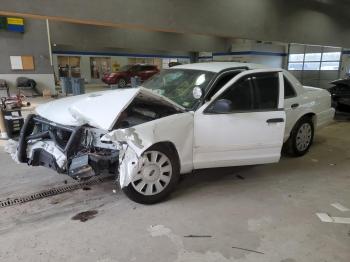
[193,69,286,169]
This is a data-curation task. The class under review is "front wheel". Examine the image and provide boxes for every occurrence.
[122,144,180,204]
[285,116,314,157]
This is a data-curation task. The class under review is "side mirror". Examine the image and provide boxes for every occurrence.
[192,86,203,100]
[208,99,232,113]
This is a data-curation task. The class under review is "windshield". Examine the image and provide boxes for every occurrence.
[143,69,215,109]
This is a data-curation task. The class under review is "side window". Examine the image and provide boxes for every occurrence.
[252,73,279,110]
[207,75,253,113]
[206,71,242,100]
[284,76,297,98]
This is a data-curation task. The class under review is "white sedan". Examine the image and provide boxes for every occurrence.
[16,62,335,204]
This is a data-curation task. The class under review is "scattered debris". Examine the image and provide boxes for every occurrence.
[236,175,245,180]
[184,235,212,238]
[331,202,350,212]
[112,189,117,194]
[231,246,264,254]
[4,139,19,163]
[316,212,350,224]
[71,210,98,222]
[311,158,319,162]
[288,194,292,198]
[0,175,113,208]
[329,163,336,166]
[50,199,60,205]
[82,186,91,191]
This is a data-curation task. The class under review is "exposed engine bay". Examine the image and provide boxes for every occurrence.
[114,98,180,129]
[17,95,181,180]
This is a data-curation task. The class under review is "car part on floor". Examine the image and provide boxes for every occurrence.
[16,77,40,96]
[0,79,10,97]
[3,109,24,138]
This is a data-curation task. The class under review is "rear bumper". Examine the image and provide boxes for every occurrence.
[316,108,335,129]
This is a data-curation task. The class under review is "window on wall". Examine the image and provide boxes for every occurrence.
[288,50,341,71]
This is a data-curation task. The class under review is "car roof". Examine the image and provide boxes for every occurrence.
[173,62,270,73]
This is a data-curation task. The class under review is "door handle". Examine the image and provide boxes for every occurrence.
[291,103,299,109]
[266,118,284,123]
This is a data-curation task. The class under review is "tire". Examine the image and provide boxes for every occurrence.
[122,144,180,204]
[117,78,127,88]
[285,116,314,157]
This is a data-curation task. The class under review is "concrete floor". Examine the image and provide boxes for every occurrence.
[0,112,350,261]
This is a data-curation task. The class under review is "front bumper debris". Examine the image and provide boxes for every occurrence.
[17,114,119,179]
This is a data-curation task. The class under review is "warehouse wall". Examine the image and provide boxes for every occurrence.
[49,21,229,53]
[3,0,350,47]
[207,39,287,68]
[52,51,190,83]
[288,44,341,89]
[340,50,350,78]
[0,19,55,92]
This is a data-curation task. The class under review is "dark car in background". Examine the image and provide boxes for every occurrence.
[328,77,350,111]
[102,64,159,88]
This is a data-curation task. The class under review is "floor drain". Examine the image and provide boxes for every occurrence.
[0,175,114,208]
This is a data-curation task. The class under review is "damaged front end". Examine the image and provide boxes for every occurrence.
[15,87,191,189]
[17,114,119,179]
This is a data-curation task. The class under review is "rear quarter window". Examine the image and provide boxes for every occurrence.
[284,77,297,98]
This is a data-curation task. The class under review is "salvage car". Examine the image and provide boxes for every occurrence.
[102,64,159,87]
[15,62,335,204]
[328,77,350,110]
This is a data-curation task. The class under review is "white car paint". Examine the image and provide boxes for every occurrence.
[282,70,334,142]
[17,62,335,191]
[102,112,194,187]
[193,69,286,169]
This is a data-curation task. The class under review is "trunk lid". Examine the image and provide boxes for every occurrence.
[36,87,185,130]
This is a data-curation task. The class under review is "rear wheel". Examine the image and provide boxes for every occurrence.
[122,144,180,204]
[285,116,314,157]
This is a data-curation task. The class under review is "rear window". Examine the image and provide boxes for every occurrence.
[284,77,297,98]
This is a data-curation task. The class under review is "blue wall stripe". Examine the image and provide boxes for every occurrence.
[198,56,213,59]
[52,50,190,59]
[342,50,350,54]
[212,51,287,57]
[6,24,24,33]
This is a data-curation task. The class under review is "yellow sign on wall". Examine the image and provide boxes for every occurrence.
[7,17,24,25]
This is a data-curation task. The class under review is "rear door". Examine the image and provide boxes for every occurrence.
[193,69,286,169]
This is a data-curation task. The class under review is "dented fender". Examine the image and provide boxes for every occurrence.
[102,112,194,188]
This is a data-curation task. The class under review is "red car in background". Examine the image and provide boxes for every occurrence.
[102,64,159,88]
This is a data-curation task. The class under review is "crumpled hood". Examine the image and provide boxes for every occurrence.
[36,87,184,130]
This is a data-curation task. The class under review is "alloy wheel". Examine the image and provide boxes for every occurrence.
[131,151,173,196]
